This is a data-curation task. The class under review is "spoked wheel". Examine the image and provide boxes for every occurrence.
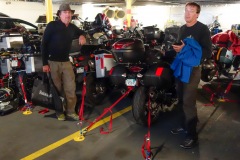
[132,86,160,126]
[86,73,107,105]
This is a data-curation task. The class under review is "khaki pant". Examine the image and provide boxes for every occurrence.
[48,61,76,114]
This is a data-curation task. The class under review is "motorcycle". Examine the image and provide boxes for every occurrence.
[109,26,178,126]
[201,44,234,82]
[70,16,118,106]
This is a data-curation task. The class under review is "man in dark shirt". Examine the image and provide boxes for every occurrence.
[171,2,212,149]
[41,3,86,121]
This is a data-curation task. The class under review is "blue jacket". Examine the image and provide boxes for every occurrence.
[170,38,202,83]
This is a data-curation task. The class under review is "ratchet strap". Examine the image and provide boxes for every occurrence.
[78,66,88,121]
[0,73,9,87]
[86,86,133,134]
[141,96,152,160]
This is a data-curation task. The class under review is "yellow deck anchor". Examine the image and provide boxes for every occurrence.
[218,98,226,102]
[23,107,32,115]
[74,133,85,142]
[74,122,87,142]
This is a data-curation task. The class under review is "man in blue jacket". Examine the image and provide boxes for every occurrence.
[170,2,212,149]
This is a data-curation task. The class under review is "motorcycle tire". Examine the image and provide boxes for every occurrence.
[86,73,107,105]
[132,86,159,126]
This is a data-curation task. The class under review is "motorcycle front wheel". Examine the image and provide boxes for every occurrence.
[132,86,160,126]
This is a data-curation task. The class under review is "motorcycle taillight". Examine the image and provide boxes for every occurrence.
[129,66,143,73]
[78,56,85,61]
[113,42,134,49]
[109,67,114,76]
[155,67,163,76]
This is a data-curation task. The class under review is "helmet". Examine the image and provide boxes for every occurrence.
[201,59,217,82]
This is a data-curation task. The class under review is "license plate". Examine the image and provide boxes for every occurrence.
[11,60,18,67]
[125,79,136,86]
[76,67,84,73]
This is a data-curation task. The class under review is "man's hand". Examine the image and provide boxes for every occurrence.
[172,40,185,53]
[79,35,86,45]
[42,65,50,72]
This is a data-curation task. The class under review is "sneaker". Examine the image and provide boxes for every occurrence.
[171,127,186,135]
[180,138,198,149]
[66,113,79,121]
[57,113,66,121]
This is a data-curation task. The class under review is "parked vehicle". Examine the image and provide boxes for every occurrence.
[0,17,39,35]
[0,12,10,17]
[201,45,234,82]
[70,14,117,106]
[109,26,178,126]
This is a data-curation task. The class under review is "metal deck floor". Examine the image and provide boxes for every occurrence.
[0,78,240,160]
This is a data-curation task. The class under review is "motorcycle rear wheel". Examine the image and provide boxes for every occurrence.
[132,86,159,126]
[86,73,107,105]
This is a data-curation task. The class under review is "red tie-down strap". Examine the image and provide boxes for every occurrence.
[100,108,113,134]
[18,72,29,104]
[141,134,151,160]
[141,96,152,160]
[220,70,240,103]
[86,87,134,133]
[79,75,86,121]
[0,73,9,87]
[201,85,216,106]
[78,66,88,121]
[224,69,239,94]
[38,108,49,114]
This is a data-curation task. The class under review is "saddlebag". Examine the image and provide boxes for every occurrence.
[109,64,126,86]
[112,38,145,63]
[143,63,173,89]
[95,53,117,78]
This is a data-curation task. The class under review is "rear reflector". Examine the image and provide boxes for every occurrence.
[109,67,114,75]
[155,67,163,76]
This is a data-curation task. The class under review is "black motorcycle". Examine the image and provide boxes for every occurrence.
[70,23,117,106]
[109,26,178,126]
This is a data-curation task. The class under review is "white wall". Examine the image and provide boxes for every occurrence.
[1,1,240,32]
[165,4,240,31]
[131,4,240,31]
[0,1,82,25]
